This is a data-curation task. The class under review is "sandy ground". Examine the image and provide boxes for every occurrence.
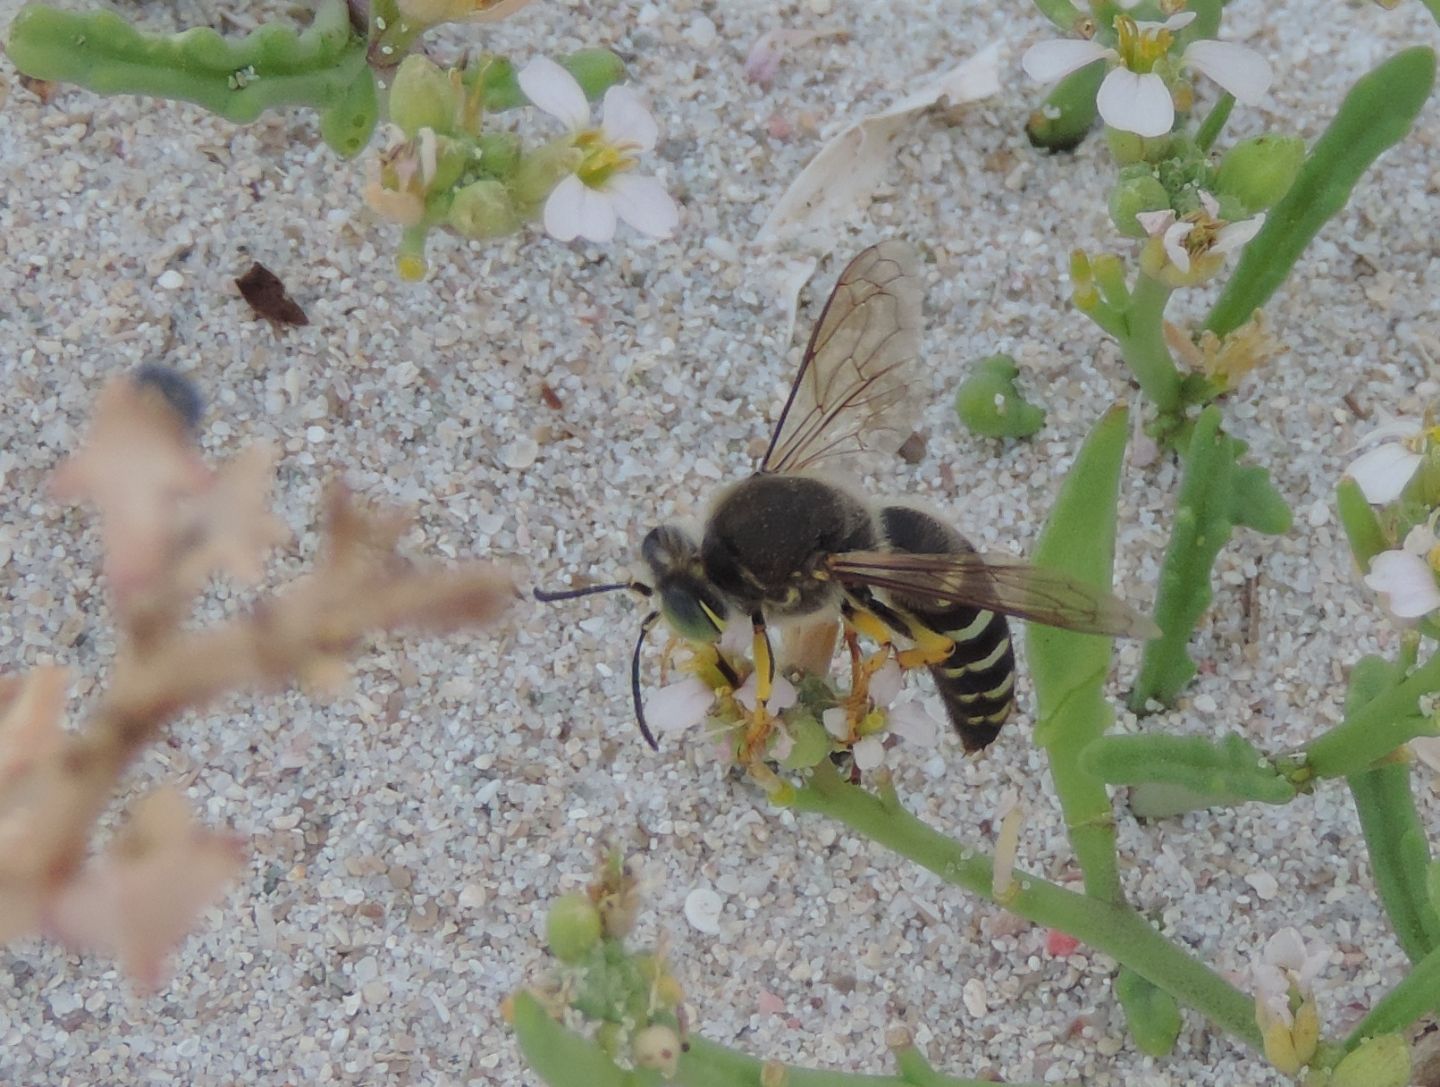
[1,0,1438,1083]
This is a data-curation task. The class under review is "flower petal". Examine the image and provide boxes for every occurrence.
[645,676,716,734]
[1212,213,1265,255]
[1096,69,1174,137]
[852,736,886,771]
[1353,417,1423,451]
[1183,40,1273,105]
[1364,549,1440,619]
[607,174,680,238]
[1021,39,1112,84]
[868,660,903,707]
[822,706,849,739]
[543,175,617,243]
[518,56,591,129]
[1135,209,1176,237]
[601,86,659,151]
[887,700,941,747]
[1347,444,1423,504]
[734,673,797,712]
[1162,220,1194,272]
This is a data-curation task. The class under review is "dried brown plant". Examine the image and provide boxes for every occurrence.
[0,373,515,987]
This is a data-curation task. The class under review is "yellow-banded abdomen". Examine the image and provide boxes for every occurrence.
[876,506,1017,752]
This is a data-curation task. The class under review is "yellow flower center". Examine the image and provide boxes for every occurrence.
[573,128,640,188]
[1113,15,1179,73]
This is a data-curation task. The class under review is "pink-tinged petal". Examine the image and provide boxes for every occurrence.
[734,673,797,712]
[1096,69,1174,137]
[868,660,903,706]
[822,706,849,739]
[852,736,886,771]
[1364,549,1440,619]
[1213,214,1264,255]
[768,728,795,761]
[607,174,680,239]
[1162,220,1194,272]
[601,86,659,151]
[645,676,716,734]
[517,56,591,129]
[1021,39,1113,84]
[1183,40,1273,104]
[1347,444,1423,503]
[1198,190,1221,218]
[888,700,941,747]
[718,619,751,657]
[1135,209,1175,237]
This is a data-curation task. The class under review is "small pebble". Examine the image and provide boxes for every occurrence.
[156,269,184,290]
[683,888,724,935]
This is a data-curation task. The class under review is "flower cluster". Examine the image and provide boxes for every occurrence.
[1251,927,1327,1075]
[643,624,944,786]
[363,51,678,278]
[1023,9,1272,138]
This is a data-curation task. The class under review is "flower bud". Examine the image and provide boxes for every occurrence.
[632,1024,682,1078]
[1109,171,1171,238]
[1216,134,1304,212]
[545,893,602,963]
[1331,1035,1410,1087]
[446,179,521,239]
[511,140,584,213]
[390,55,458,138]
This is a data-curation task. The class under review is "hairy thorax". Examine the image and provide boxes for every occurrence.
[700,474,876,619]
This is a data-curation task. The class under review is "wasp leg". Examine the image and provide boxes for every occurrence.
[896,624,957,670]
[741,614,778,762]
[837,608,898,739]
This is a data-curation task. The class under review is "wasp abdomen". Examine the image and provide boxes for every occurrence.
[877,506,1016,753]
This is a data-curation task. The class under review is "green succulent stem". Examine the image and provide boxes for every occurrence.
[791,763,1264,1051]
[1194,93,1234,153]
[5,0,377,156]
[1116,272,1182,414]
[509,990,1061,1087]
[1206,47,1437,336]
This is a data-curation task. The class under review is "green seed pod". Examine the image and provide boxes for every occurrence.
[954,356,1046,439]
[1331,1034,1411,1087]
[390,54,458,138]
[447,179,521,239]
[1109,171,1171,237]
[1216,134,1305,213]
[546,893,603,963]
[475,132,523,179]
[779,714,831,770]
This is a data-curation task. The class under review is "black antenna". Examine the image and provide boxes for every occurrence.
[631,612,661,750]
[534,581,635,602]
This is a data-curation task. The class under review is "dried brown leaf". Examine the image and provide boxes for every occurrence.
[235,263,309,327]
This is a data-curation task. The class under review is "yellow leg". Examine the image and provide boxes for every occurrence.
[897,625,955,670]
[742,619,776,761]
[846,608,894,646]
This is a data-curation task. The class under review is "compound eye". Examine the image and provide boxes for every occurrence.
[660,587,725,643]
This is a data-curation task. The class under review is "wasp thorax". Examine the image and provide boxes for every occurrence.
[641,524,728,643]
[701,475,876,618]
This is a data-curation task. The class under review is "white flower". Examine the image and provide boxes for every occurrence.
[1364,522,1440,620]
[734,673,797,713]
[1135,192,1264,275]
[1252,928,1328,1027]
[1022,13,1272,138]
[518,57,679,243]
[644,676,716,734]
[1347,418,1426,504]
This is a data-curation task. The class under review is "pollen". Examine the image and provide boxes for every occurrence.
[1112,15,1178,73]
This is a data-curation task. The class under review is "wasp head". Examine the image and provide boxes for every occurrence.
[641,524,729,643]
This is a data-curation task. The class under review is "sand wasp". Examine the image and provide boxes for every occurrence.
[538,241,1153,757]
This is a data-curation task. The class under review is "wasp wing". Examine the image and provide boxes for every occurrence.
[828,551,1159,639]
[760,241,923,475]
